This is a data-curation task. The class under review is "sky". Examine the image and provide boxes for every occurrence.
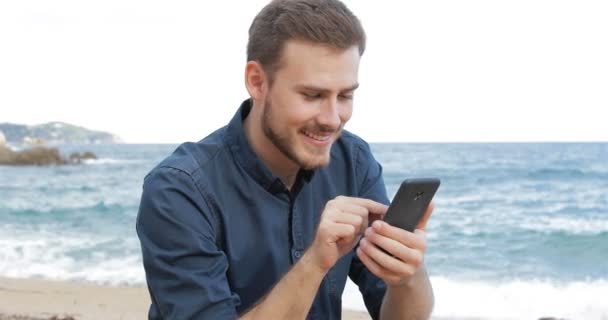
[1,0,607,143]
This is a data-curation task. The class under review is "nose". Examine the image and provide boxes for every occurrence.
[317,97,341,130]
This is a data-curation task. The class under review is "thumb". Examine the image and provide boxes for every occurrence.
[415,202,435,230]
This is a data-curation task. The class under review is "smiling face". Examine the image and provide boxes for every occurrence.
[257,40,361,170]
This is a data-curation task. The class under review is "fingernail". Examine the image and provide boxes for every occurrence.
[373,220,383,230]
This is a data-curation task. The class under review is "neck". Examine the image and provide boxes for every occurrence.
[243,105,300,189]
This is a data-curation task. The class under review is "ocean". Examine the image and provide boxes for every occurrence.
[1,143,606,319]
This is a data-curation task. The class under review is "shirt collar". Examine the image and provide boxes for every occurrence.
[224,99,314,194]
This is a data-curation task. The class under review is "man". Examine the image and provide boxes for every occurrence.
[136,0,435,319]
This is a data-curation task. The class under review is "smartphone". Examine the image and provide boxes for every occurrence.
[383,178,440,232]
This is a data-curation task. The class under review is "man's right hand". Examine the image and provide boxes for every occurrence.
[241,196,388,320]
[305,196,389,272]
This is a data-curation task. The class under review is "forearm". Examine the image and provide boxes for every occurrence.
[240,251,327,320]
[380,265,434,320]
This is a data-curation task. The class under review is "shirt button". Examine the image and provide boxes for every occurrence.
[294,250,302,259]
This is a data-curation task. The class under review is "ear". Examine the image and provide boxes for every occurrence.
[244,61,268,104]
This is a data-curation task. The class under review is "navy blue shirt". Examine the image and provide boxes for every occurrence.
[137,100,389,319]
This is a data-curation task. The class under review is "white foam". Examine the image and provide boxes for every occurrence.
[341,277,608,319]
[82,158,142,165]
[432,277,608,319]
[0,230,146,286]
[522,216,608,235]
[56,256,145,286]
[3,227,607,318]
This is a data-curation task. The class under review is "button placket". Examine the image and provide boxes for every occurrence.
[290,200,305,262]
[293,249,302,259]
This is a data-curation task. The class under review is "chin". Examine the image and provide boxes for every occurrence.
[297,152,331,170]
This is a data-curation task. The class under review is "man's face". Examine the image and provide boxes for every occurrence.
[260,40,360,170]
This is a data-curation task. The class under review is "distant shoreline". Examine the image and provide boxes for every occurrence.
[0,122,120,145]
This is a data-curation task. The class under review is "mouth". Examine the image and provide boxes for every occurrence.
[300,129,333,147]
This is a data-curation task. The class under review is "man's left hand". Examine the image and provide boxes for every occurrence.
[356,202,434,287]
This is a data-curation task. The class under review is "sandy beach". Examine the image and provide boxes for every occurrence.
[0,277,372,320]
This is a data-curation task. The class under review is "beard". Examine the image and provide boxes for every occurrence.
[261,97,343,170]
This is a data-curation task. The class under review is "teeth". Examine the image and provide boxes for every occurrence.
[303,130,330,141]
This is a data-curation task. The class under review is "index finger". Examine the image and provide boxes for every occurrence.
[348,197,389,216]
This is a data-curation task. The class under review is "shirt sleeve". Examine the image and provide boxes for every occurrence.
[136,166,240,319]
[349,141,389,320]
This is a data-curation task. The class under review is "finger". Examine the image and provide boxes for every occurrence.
[335,196,389,216]
[331,212,366,235]
[336,202,370,219]
[357,247,410,286]
[356,246,391,280]
[332,222,358,243]
[414,229,427,243]
[359,238,417,277]
[352,198,389,216]
[338,202,372,231]
[364,229,424,268]
[416,202,435,230]
[326,199,370,229]
[329,198,380,231]
[371,220,426,252]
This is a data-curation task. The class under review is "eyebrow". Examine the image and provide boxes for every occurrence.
[295,83,360,93]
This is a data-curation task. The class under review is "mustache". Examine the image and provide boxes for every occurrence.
[302,123,344,134]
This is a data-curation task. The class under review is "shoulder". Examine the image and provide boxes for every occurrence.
[144,126,230,186]
[139,128,231,233]
[336,130,369,148]
[332,130,375,165]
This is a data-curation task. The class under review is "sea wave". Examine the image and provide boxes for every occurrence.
[429,208,608,237]
[0,230,144,286]
[82,158,142,165]
[0,200,132,217]
[2,226,607,319]
[521,216,608,235]
[431,277,608,320]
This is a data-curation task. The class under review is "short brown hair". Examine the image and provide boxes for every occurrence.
[247,0,366,81]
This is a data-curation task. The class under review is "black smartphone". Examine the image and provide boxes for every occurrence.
[383,178,440,232]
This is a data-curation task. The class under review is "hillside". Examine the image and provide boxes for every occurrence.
[0,122,121,145]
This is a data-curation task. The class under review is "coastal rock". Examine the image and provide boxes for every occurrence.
[68,151,98,163]
[1,146,16,164]
[81,151,97,160]
[0,146,97,166]
[0,146,66,165]
[49,316,76,320]
[0,130,6,146]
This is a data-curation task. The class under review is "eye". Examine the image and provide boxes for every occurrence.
[302,92,321,100]
[339,93,354,100]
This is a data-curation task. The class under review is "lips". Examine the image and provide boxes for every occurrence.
[302,129,332,142]
[300,129,335,149]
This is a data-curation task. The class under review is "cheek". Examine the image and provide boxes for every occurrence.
[339,104,353,123]
[267,92,299,125]
[284,101,320,126]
